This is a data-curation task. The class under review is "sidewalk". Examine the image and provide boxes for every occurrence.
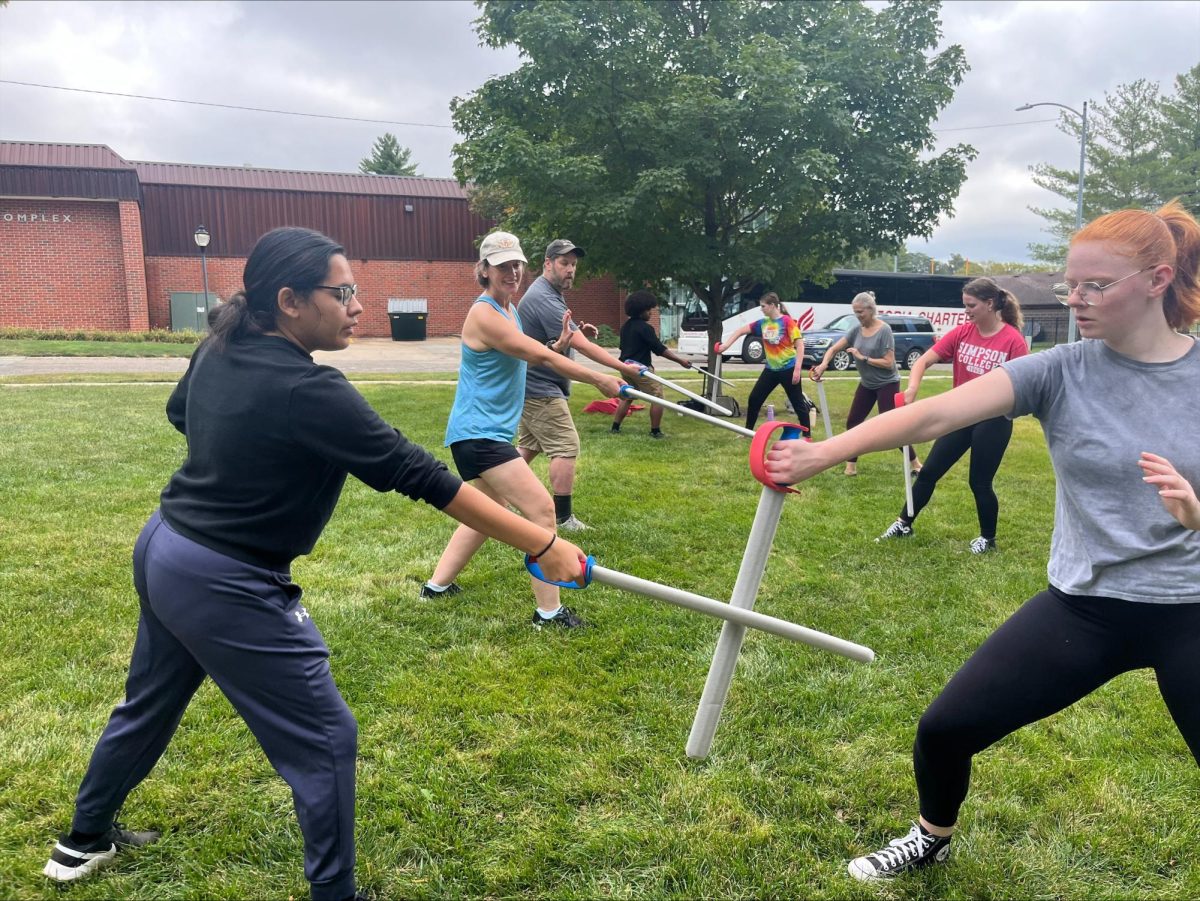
[0,337,755,378]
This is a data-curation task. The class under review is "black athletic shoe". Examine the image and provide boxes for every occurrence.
[969,537,997,554]
[532,605,586,629]
[847,822,952,881]
[420,581,462,599]
[43,823,161,882]
[650,430,665,439]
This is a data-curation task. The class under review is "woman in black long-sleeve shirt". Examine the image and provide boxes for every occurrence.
[42,228,586,901]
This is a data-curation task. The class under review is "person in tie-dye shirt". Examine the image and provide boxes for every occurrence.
[716,292,812,432]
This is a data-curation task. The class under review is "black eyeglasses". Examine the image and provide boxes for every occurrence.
[314,284,358,306]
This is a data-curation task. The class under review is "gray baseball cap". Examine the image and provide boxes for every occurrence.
[545,238,585,259]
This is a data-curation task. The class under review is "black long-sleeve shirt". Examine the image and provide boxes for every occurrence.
[159,334,461,569]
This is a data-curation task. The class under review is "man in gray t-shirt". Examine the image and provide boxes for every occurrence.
[516,239,638,531]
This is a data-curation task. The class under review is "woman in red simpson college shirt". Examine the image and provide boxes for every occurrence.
[875,277,1029,553]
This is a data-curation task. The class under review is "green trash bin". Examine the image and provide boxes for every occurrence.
[387,299,428,341]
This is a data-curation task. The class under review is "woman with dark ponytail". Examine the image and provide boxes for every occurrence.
[875,277,1029,553]
[42,227,588,901]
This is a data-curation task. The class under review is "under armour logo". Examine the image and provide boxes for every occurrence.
[293,605,310,624]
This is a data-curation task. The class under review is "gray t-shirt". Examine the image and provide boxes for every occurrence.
[845,322,900,389]
[516,275,578,398]
[1003,338,1200,604]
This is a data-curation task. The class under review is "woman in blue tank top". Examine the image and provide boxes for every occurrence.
[424,232,623,628]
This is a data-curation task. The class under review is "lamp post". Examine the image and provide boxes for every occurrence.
[193,225,211,330]
[1016,100,1088,342]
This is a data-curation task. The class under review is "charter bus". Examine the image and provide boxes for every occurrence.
[676,269,972,363]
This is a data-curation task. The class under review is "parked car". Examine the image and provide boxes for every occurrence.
[802,314,936,371]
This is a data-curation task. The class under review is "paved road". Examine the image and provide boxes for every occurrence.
[0,337,770,378]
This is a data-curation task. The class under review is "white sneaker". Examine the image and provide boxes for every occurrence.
[556,515,590,532]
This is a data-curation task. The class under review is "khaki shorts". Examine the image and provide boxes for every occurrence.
[518,396,580,458]
[627,368,664,399]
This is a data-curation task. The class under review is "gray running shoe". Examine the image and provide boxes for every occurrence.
[556,514,590,532]
[44,823,161,883]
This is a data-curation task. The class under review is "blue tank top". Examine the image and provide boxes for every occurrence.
[445,295,528,445]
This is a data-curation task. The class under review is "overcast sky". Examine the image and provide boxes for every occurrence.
[1,0,1196,264]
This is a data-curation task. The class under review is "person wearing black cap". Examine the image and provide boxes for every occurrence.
[516,239,639,531]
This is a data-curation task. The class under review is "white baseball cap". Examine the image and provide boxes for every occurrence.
[479,231,528,265]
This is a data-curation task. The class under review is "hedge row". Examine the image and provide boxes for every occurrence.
[0,328,204,344]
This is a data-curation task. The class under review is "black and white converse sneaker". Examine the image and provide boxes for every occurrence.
[847,822,952,881]
[969,536,997,554]
[43,823,161,882]
[875,518,914,542]
[419,581,462,599]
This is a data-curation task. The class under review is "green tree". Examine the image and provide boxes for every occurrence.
[1155,64,1200,207]
[1028,69,1199,265]
[452,0,974,367]
[359,133,420,176]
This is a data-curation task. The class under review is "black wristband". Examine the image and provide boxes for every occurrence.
[533,534,556,558]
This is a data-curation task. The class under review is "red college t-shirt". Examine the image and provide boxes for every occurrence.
[932,322,1029,387]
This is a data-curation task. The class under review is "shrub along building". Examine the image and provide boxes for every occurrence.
[0,141,625,338]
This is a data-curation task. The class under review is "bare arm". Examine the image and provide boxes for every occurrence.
[902,347,945,404]
[767,367,1016,484]
[810,336,850,381]
[567,329,642,381]
[442,483,585,583]
[715,324,752,355]
[468,303,623,397]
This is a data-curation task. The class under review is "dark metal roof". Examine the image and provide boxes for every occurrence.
[0,142,133,169]
[132,160,468,198]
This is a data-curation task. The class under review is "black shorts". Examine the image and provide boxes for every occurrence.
[450,438,521,482]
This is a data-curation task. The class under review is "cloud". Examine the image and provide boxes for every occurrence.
[2,0,1196,263]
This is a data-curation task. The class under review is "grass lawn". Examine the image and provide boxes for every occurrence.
[0,376,1195,900]
[0,339,196,358]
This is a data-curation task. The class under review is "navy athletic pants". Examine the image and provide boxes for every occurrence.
[71,511,357,901]
[914,586,1200,828]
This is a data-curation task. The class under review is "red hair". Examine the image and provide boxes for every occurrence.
[1072,199,1200,330]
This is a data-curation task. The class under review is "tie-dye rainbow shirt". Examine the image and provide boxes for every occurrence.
[750,315,802,371]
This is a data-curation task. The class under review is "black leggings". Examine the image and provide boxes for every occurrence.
[902,415,1012,539]
[846,382,916,464]
[745,367,811,432]
[914,587,1200,828]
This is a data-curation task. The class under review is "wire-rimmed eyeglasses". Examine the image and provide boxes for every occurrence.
[314,284,358,306]
[1051,266,1157,307]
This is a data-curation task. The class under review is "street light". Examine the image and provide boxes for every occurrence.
[193,225,211,330]
[1016,100,1088,342]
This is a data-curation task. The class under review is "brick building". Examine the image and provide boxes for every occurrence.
[0,141,627,337]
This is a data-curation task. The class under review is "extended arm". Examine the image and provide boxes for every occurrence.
[767,367,1015,484]
[470,304,622,397]
[566,328,642,381]
[442,483,585,582]
[715,324,753,355]
[810,336,850,381]
[903,347,946,404]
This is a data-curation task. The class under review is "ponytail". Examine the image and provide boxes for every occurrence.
[964,277,1023,331]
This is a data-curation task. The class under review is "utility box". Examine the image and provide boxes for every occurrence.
[387,298,428,341]
[169,292,219,332]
